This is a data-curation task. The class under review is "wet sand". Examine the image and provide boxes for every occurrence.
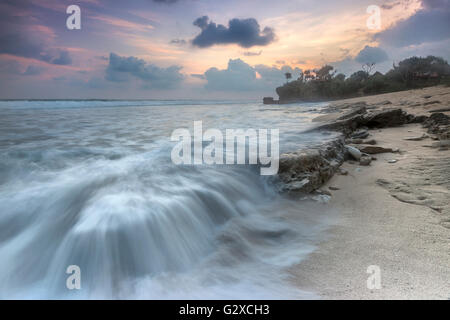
[290,85,450,299]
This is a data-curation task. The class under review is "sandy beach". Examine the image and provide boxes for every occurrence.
[291,85,450,299]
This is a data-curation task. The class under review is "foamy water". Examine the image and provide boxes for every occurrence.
[0,100,336,299]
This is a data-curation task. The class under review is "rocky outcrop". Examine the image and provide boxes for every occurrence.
[313,108,428,136]
[363,108,410,128]
[278,139,347,193]
[354,145,393,154]
[263,97,279,104]
[423,112,450,140]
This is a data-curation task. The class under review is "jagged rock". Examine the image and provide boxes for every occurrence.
[278,139,346,193]
[312,114,365,135]
[423,112,449,128]
[347,145,362,160]
[363,108,409,128]
[351,130,369,139]
[359,156,372,166]
[409,115,428,123]
[329,186,340,190]
[337,106,367,120]
[356,145,393,154]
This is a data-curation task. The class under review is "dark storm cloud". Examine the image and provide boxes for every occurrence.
[105,53,184,89]
[192,16,276,48]
[375,0,450,47]
[355,46,389,64]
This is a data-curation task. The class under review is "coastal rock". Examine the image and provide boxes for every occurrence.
[278,139,346,193]
[356,145,393,154]
[423,113,450,140]
[346,145,362,160]
[359,156,372,166]
[363,108,409,128]
[263,97,279,104]
[337,106,367,120]
[312,115,365,135]
[351,130,369,139]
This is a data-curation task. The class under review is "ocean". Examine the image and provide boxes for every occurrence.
[0,100,338,299]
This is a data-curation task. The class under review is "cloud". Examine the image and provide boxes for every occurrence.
[51,50,72,65]
[192,16,276,48]
[23,65,45,76]
[0,3,72,65]
[202,58,300,92]
[375,0,450,47]
[105,53,184,89]
[355,45,389,64]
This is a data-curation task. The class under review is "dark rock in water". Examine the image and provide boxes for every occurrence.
[363,108,409,128]
[359,156,372,166]
[356,145,393,154]
[263,97,279,104]
[278,139,346,193]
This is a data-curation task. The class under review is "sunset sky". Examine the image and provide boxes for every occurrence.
[1,0,449,99]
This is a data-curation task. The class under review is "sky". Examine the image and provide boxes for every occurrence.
[0,0,449,99]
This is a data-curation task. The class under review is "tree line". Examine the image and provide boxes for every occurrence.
[276,56,450,102]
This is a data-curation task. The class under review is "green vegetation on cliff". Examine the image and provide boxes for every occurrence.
[275,56,450,102]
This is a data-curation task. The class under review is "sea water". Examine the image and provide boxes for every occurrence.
[0,100,337,299]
